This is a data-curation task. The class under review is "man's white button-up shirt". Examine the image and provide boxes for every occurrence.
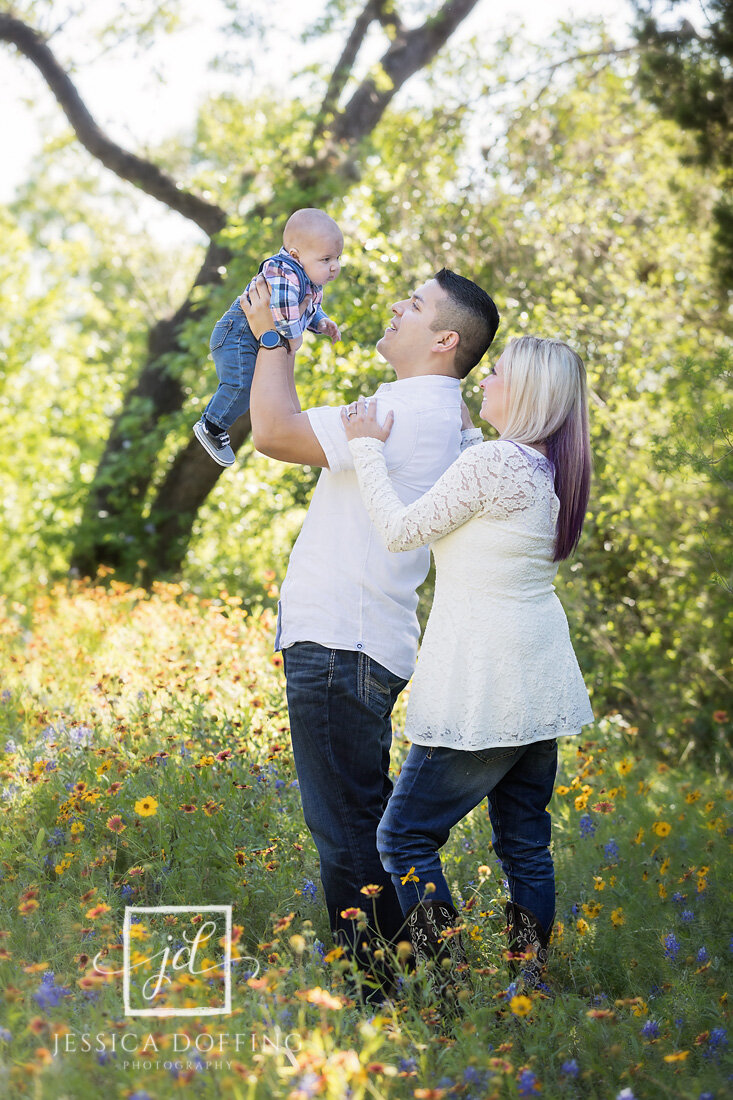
[275,375,465,679]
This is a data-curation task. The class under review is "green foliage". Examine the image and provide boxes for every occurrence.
[1,17,730,754]
[633,0,733,287]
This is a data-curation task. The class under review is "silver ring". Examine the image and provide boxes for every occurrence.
[345,408,353,419]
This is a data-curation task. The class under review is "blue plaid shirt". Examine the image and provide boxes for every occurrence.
[246,248,330,340]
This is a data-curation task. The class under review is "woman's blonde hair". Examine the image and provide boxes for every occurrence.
[500,335,592,560]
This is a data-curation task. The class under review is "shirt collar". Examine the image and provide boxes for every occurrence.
[376,375,460,393]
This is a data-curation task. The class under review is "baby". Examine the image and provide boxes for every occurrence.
[194,208,343,466]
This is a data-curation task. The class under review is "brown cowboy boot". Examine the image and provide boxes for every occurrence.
[405,898,471,1008]
[505,901,552,992]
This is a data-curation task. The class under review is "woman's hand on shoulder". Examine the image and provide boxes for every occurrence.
[341,395,394,442]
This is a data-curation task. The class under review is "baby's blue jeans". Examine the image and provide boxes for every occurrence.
[203,297,259,431]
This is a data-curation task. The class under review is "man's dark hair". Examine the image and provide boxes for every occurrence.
[432,268,500,378]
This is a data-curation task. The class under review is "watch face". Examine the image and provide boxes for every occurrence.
[260,330,281,349]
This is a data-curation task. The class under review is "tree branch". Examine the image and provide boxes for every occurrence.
[312,0,380,141]
[0,12,227,237]
[331,0,481,144]
[375,1,405,37]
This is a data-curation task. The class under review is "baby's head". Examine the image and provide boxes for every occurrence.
[283,208,343,287]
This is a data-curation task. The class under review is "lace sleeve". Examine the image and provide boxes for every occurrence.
[460,427,484,451]
[347,437,510,551]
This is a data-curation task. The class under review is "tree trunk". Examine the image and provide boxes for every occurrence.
[70,238,231,577]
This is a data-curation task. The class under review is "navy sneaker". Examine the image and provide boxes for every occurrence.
[193,419,235,467]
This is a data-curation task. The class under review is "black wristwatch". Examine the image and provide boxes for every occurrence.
[258,329,287,350]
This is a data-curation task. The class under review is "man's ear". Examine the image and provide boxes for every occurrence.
[433,329,460,354]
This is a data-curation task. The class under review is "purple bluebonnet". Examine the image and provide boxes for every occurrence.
[697,946,708,962]
[641,1020,660,1039]
[33,972,71,1010]
[681,910,695,923]
[663,933,680,959]
[579,814,596,837]
[301,879,317,902]
[0,1027,11,1041]
[47,828,65,848]
[604,839,620,859]
[517,1068,539,1095]
[67,725,93,748]
[560,1059,579,1076]
[289,1072,320,1099]
[707,1027,728,1055]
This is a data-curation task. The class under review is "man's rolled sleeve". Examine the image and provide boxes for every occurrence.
[307,405,353,472]
[307,398,417,475]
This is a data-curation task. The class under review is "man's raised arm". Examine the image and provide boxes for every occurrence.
[242,274,329,467]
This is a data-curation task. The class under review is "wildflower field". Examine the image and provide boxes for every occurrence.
[0,580,730,1100]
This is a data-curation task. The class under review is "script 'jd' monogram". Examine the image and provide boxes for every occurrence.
[91,906,250,1017]
[93,921,219,1000]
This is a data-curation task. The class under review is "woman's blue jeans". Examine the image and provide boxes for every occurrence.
[377,739,558,934]
[282,642,409,965]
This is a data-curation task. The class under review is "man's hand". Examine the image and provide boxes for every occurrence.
[341,396,394,443]
[317,318,341,344]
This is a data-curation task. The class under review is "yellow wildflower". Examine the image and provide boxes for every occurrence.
[509,995,533,1017]
[134,797,158,817]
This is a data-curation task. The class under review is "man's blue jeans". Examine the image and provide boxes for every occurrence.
[377,739,558,934]
[282,642,409,964]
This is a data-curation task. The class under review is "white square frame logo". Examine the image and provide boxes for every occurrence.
[123,905,232,1018]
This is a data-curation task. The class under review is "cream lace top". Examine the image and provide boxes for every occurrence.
[347,435,593,749]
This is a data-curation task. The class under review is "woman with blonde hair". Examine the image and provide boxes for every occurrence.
[342,335,593,1000]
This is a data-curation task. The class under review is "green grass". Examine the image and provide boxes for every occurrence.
[0,580,730,1099]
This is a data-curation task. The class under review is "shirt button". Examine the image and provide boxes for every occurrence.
[356,643,363,650]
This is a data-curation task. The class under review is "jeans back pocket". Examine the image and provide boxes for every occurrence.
[210,315,234,352]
